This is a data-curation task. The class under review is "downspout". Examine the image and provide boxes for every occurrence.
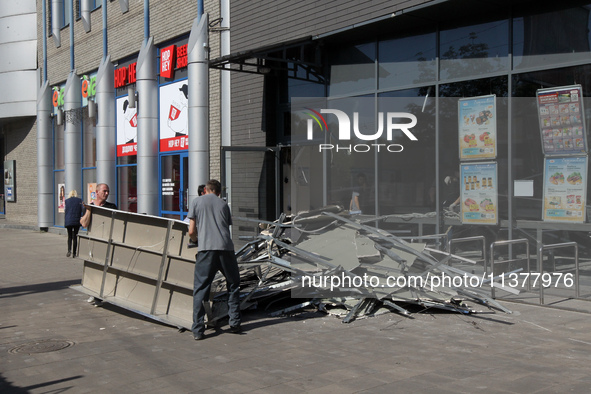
[103,0,107,59]
[221,0,231,203]
[70,0,74,68]
[81,0,92,32]
[42,0,47,82]
[136,36,159,215]
[51,0,62,47]
[144,0,150,46]
[37,82,53,229]
[64,70,82,196]
[187,13,209,205]
[95,56,116,194]
[38,0,52,228]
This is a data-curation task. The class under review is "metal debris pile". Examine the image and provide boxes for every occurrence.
[209,206,513,324]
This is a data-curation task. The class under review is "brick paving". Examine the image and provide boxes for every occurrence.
[1,227,591,393]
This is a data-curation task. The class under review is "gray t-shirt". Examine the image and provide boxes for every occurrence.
[187,194,234,251]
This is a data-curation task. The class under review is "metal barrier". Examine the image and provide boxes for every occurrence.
[538,242,579,305]
[447,236,486,268]
[489,239,530,298]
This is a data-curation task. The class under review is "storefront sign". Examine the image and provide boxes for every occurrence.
[52,84,65,114]
[116,96,138,156]
[460,162,498,225]
[542,156,587,223]
[537,85,587,156]
[159,80,189,152]
[160,45,176,79]
[114,62,137,88]
[81,72,97,107]
[458,95,497,160]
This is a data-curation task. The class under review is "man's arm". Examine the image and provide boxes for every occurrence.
[188,218,198,243]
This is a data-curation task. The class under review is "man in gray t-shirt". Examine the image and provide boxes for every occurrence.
[187,179,241,340]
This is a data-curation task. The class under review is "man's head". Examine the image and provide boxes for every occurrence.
[205,180,222,196]
[96,183,110,205]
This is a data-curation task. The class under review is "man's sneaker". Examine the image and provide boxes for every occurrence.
[66,252,71,257]
[193,332,204,340]
[229,325,242,334]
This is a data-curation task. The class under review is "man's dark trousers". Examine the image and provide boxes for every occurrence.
[192,250,241,336]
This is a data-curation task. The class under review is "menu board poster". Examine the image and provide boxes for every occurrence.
[537,85,587,156]
[458,95,497,160]
[543,156,587,223]
[460,162,498,225]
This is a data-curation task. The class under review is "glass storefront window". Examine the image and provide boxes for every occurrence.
[378,32,436,90]
[328,43,376,97]
[83,113,96,168]
[440,20,509,81]
[54,123,64,170]
[513,5,591,71]
[54,171,65,226]
[117,165,137,213]
[160,155,181,214]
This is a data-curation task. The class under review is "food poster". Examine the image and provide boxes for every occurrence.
[537,85,587,156]
[460,162,498,225]
[159,80,189,152]
[458,95,496,160]
[543,156,587,223]
[116,95,138,157]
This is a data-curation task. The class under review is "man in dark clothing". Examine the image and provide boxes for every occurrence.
[188,179,241,340]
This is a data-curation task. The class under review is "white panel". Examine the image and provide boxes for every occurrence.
[0,70,37,104]
[0,0,36,18]
[0,100,36,118]
[0,41,37,72]
[0,14,37,44]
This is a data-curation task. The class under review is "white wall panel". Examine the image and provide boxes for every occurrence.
[0,14,37,43]
[0,0,36,18]
[0,41,37,72]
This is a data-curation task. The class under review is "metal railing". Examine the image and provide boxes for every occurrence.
[538,242,579,305]
[489,239,530,298]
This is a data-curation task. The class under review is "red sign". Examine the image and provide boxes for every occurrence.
[176,44,188,68]
[117,142,137,156]
[114,62,137,88]
[160,45,176,78]
[160,136,189,152]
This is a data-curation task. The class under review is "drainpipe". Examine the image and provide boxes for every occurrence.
[144,0,150,46]
[37,82,53,229]
[81,0,92,32]
[102,0,107,59]
[187,13,209,205]
[221,0,231,203]
[136,37,159,215]
[70,0,74,68]
[51,0,62,47]
[95,56,116,193]
[42,0,47,82]
[64,70,82,196]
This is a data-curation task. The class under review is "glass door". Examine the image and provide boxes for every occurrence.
[160,152,189,220]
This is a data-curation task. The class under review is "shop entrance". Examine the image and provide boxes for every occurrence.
[160,152,189,220]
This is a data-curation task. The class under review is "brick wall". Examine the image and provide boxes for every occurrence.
[3,119,38,224]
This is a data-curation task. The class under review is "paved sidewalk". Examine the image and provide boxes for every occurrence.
[1,228,591,393]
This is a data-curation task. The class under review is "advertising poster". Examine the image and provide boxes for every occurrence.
[58,183,66,213]
[543,156,587,223]
[4,160,15,202]
[159,80,189,152]
[458,95,497,160]
[537,85,587,156]
[116,95,138,157]
[87,182,97,205]
[460,162,498,225]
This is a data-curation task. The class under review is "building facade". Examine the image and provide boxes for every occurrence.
[2,0,591,265]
